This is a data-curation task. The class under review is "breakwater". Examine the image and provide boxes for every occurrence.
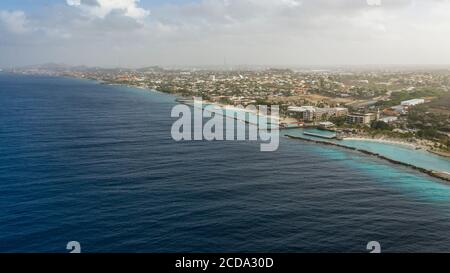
[303,132,337,139]
[286,134,450,183]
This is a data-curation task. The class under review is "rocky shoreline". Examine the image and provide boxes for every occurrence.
[286,134,450,183]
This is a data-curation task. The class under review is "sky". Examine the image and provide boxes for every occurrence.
[1,0,450,68]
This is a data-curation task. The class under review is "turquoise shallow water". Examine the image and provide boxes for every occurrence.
[340,140,450,173]
[308,144,450,202]
[286,129,450,173]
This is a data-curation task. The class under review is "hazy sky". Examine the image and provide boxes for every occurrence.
[1,0,450,67]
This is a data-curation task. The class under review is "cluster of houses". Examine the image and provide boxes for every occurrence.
[385,99,425,116]
[287,106,349,122]
[285,98,426,128]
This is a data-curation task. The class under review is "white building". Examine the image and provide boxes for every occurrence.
[288,106,348,122]
[401,99,425,107]
[287,106,316,121]
[346,113,377,125]
[391,105,406,115]
[318,121,335,129]
[380,116,398,123]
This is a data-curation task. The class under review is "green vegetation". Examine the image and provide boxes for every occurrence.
[362,126,414,139]
[376,88,446,108]
[255,98,270,105]
[417,128,442,139]
[426,92,450,112]
[408,105,450,132]
[329,116,347,127]
[371,120,392,131]
[408,104,450,150]
[219,97,233,105]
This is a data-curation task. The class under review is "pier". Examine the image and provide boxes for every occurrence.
[303,132,337,139]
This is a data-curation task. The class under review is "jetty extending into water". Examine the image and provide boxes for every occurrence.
[286,134,450,183]
[303,132,337,139]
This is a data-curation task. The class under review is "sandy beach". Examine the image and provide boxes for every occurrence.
[343,137,450,159]
[197,100,281,126]
[343,137,420,149]
[428,150,450,158]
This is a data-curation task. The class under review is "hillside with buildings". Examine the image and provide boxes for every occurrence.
[7,65,450,154]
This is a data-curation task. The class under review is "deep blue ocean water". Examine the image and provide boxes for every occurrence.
[1,73,450,253]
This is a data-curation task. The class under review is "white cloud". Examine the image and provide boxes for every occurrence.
[4,0,450,67]
[367,0,382,6]
[66,0,150,20]
[67,0,81,6]
[0,10,29,34]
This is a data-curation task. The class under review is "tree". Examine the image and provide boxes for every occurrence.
[330,116,347,127]
[417,128,440,139]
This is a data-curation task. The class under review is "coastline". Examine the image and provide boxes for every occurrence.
[286,134,450,183]
[178,98,282,127]
[97,78,450,180]
[343,137,419,149]
[11,74,283,127]
[48,75,450,161]
[428,149,450,158]
[343,137,450,158]
[7,73,450,176]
